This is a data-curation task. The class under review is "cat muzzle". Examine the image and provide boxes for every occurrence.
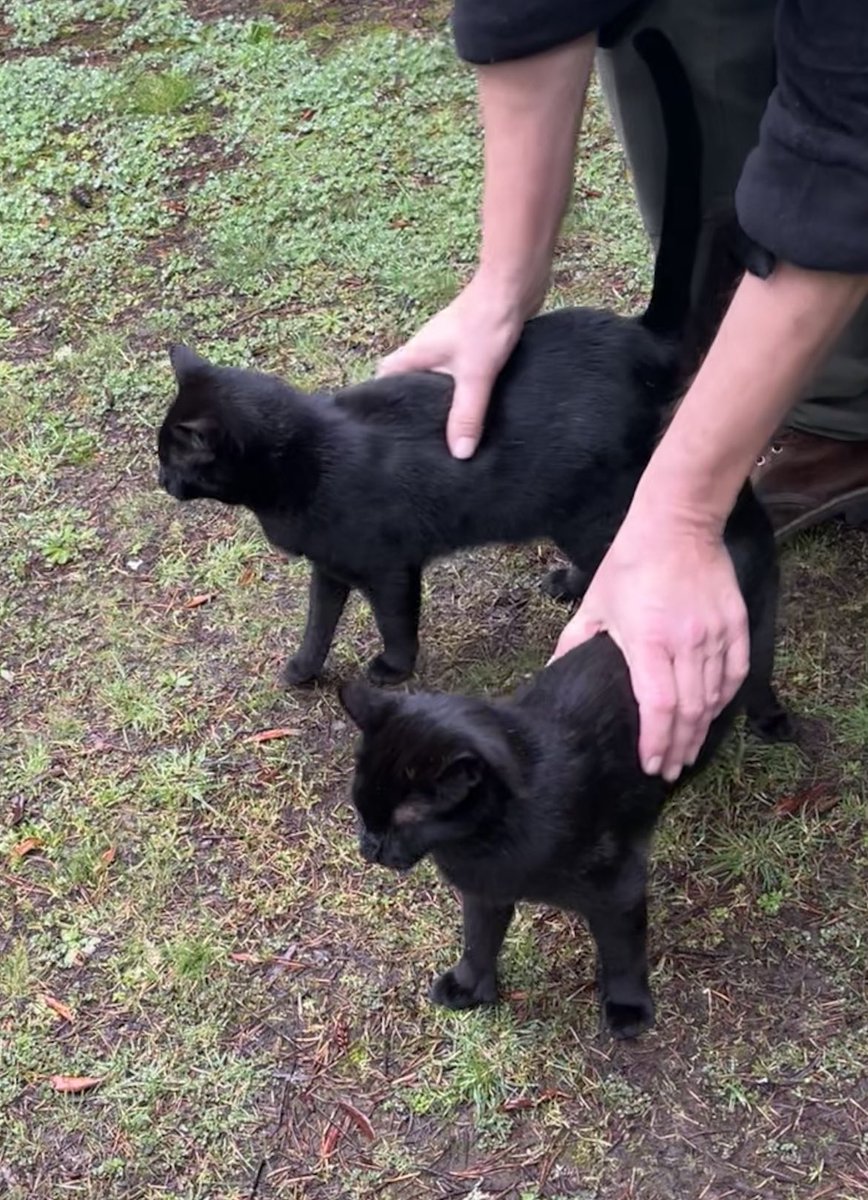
[360,832,383,864]
[359,831,420,871]
[158,466,193,500]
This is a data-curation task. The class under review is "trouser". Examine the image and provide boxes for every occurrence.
[597,0,868,440]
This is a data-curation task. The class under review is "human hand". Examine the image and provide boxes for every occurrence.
[551,509,750,782]
[377,273,532,458]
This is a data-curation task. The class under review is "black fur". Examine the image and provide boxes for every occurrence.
[341,487,794,1039]
[157,31,710,687]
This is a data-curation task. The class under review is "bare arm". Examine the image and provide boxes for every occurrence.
[474,37,594,319]
[556,262,868,779]
[378,37,594,457]
[645,264,868,526]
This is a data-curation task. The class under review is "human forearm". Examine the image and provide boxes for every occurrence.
[475,36,595,315]
[638,262,868,530]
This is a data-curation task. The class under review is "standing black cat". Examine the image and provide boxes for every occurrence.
[340,486,794,1039]
[158,30,709,687]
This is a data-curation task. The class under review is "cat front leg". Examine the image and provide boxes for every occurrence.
[365,567,421,685]
[282,565,350,686]
[540,564,589,603]
[741,570,797,743]
[430,893,514,1010]
[542,519,608,604]
[583,869,655,1040]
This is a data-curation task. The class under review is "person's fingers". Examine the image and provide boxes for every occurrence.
[547,605,604,665]
[664,644,713,782]
[702,642,726,721]
[376,341,433,378]
[720,610,751,710]
[628,641,678,777]
[446,375,493,459]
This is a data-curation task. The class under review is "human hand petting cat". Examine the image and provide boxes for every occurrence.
[552,505,750,783]
[377,272,528,459]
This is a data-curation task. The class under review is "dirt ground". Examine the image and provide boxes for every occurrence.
[2,2,867,1198]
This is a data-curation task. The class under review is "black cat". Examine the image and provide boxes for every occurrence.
[340,486,794,1039]
[158,30,710,688]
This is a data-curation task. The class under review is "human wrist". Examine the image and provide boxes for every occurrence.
[622,471,730,550]
[466,264,546,324]
[632,431,743,535]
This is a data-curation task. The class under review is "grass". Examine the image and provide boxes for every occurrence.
[2,1,868,1198]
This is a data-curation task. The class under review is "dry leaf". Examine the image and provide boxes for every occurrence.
[229,952,260,964]
[247,727,301,744]
[773,783,839,818]
[11,836,42,859]
[238,566,255,586]
[49,1075,101,1093]
[184,593,215,609]
[319,1120,342,1160]
[42,995,75,1023]
[337,1100,375,1141]
[100,847,116,867]
[501,1088,567,1112]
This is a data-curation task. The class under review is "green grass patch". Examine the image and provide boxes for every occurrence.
[1,2,866,1198]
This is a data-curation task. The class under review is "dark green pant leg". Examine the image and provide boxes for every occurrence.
[597,0,868,440]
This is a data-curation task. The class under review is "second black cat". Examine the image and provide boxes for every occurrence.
[340,484,794,1039]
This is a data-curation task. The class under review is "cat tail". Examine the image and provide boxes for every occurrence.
[633,28,702,340]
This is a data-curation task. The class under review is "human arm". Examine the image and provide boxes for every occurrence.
[554,263,868,781]
[378,35,594,458]
[553,0,868,780]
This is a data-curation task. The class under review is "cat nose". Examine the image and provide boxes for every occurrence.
[360,832,381,863]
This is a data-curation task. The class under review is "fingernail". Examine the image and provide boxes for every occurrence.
[645,756,663,775]
[663,764,682,783]
[453,437,477,460]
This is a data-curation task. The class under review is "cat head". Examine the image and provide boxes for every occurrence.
[340,681,525,872]
[157,345,253,505]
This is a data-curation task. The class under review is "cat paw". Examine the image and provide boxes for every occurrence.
[746,707,798,744]
[540,566,587,603]
[603,996,655,1040]
[366,654,413,687]
[281,655,321,687]
[430,968,497,1011]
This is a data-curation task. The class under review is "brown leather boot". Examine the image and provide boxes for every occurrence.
[751,430,868,539]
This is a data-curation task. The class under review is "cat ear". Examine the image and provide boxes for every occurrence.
[433,752,484,808]
[339,680,398,731]
[173,415,218,451]
[168,343,210,381]
[441,720,524,802]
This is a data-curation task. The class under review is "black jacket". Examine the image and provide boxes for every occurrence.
[452,1,868,274]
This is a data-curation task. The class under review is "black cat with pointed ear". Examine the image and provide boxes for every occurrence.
[341,612,795,1038]
[156,31,775,690]
[158,344,233,502]
[340,680,530,873]
[158,344,323,510]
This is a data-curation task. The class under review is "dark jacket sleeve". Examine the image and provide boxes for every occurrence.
[736,0,868,273]
[452,0,635,64]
